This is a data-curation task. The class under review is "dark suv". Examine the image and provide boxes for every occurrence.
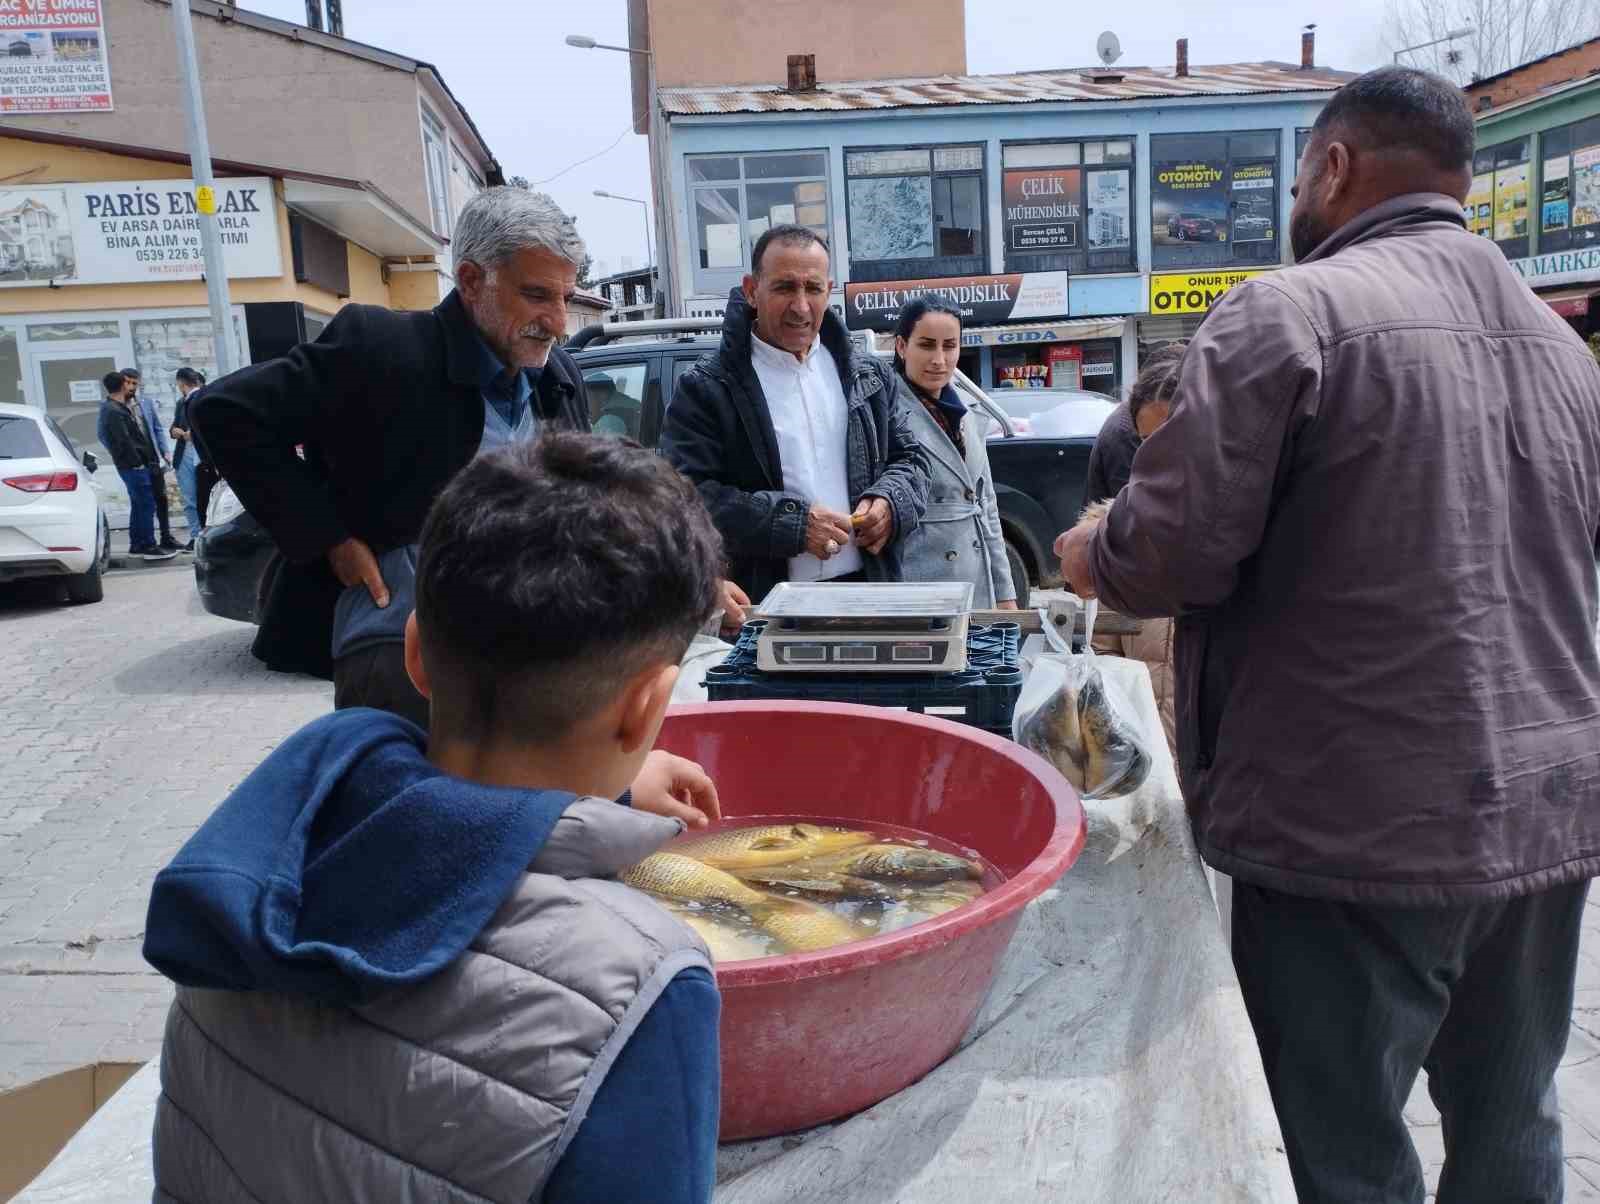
[194,319,1109,623]
[567,319,1114,610]
[1166,212,1219,241]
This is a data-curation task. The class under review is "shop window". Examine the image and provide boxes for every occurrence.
[685,150,831,295]
[1001,140,1135,275]
[26,320,118,341]
[1466,137,1530,259]
[846,144,986,283]
[0,328,20,404]
[1295,128,1313,173]
[1151,131,1281,269]
[990,338,1122,398]
[421,106,452,237]
[1532,117,1600,256]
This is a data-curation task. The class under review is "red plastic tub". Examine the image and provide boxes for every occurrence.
[655,701,1086,1141]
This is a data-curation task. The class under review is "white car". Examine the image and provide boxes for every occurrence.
[0,402,111,604]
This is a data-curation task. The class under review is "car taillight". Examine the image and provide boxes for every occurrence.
[3,471,78,493]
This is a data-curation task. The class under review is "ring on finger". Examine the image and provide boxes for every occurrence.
[825,539,840,556]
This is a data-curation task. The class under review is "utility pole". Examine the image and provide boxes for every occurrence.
[171,0,237,376]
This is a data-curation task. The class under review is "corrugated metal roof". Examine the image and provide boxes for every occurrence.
[660,61,1356,117]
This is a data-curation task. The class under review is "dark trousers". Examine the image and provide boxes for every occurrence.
[194,462,220,530]
[117,466,157,551]
[332,642,429,731]
[1233,878,1588,1204]
[149,465,174,542]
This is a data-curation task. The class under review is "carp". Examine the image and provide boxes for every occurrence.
[672,823,874,870]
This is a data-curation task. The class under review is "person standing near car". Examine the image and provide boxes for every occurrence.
[189,188,600,728]
[168,367,206,548]
[97,371,176,562]
[121,368,181,553]
[661,224,928,605]
[890,297,1015,610]
[1058,68,1600,1202]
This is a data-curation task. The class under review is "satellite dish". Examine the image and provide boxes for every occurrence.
[1097,30,1122,67]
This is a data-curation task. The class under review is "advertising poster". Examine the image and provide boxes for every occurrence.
[1465,172,1494,237]
[1543,156,1572,234]
[847,175,933,261]
[845,271,1069,332]
[1085,169,1131,250]
[0,177,281,286]
[1002,167,1081,254]
[1229,161,1275,244]
[0,0,112,114]
[1152,157,1228,248]
[1574,146,1600,229]
[1493,162,1529,242]
[1149,270,1267,315]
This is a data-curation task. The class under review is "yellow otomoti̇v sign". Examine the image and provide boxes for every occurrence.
[1148,269,1269,315]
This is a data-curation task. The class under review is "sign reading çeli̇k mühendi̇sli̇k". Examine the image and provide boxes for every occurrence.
[844,272,1070,332]
[1147,269,1269,315]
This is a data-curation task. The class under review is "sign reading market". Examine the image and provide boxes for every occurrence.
[845,271,1070,333]
[1508,247,1600,291]
[0,177,282,287]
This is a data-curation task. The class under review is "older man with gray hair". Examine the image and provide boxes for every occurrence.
[193,187,593,723]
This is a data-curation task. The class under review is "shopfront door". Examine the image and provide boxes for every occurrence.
[31,345,126,511]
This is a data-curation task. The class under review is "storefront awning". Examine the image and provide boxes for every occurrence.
[871,315,1125,351]
[1537,285,1600,319]
[282,179,443,259]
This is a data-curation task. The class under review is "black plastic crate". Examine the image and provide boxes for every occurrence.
[704,620,1024,733]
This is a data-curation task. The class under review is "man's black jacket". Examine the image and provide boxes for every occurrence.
[98,398,159,472]
[191,289,589,677]
[659,289,929,604]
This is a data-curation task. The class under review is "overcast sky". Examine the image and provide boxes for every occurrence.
[236,0,1395,278]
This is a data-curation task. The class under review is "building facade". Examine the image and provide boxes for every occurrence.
[650,41,1350,396]
[1465,39,1600,338]
[0,0,498,516]
[592,265,658,322]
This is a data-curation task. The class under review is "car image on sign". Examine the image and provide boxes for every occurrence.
[1166,213,1219,241]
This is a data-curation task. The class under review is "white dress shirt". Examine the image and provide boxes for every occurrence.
[749,331,862,581]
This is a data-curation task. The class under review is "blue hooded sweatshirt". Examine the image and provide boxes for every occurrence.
[144,708,719,1203]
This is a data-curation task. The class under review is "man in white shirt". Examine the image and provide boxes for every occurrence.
[662,226,928,604]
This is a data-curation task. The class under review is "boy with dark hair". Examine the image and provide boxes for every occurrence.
[145,433,727,1203]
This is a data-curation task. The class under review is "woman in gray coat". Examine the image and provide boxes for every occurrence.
[892,298,1017,609]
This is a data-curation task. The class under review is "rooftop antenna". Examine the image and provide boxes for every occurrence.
[1097,30,1123,67]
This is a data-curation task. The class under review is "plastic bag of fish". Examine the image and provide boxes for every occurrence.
[1013,646,1151,800]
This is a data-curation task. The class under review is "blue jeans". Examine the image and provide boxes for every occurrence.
[1233,878,1586,1204]
[174,447,202,535]
[117,465,157,551]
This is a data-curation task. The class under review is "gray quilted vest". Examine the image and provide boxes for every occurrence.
[151,798,711,1203]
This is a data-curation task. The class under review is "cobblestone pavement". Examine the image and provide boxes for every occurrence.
[3,567,1600,1198]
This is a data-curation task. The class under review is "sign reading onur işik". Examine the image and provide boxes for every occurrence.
[1149,270,1267,315]
[0,177,282,286]
[0,0,112,114]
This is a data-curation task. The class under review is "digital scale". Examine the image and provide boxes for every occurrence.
[754,581,975,673]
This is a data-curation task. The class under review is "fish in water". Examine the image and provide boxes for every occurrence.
[1018,663,1150,800]
[672,823,874,870]
[731,867,901,903]
[655,898,775,963]
[880,880,985,933]
[626,852,865,953]
[622,852,769,909]
[809,843,982,884]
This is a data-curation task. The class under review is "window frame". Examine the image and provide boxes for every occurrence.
[1000,136,1137,275]
[844,141,988,283]
[1149,129,1282,270]
[684,149,832,296]
[1529,118,1600,257]
[420,105,452,237]
[1469,136,1531,259]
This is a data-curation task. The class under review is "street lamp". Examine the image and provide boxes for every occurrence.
[1394,26,1475,64]
[568,32,663,312]
[594,189,654,285]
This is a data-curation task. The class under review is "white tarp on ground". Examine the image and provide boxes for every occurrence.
[19,656,1292,1203]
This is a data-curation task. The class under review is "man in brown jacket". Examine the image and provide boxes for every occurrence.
[1061,68,1600,1202]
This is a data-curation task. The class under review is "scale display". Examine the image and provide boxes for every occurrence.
[754,582,974,674]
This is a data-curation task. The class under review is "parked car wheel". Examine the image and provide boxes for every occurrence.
[63,518,105,604]
[1005,540,1031,612]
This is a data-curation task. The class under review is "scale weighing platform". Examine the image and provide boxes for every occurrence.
[754,581,975,673]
